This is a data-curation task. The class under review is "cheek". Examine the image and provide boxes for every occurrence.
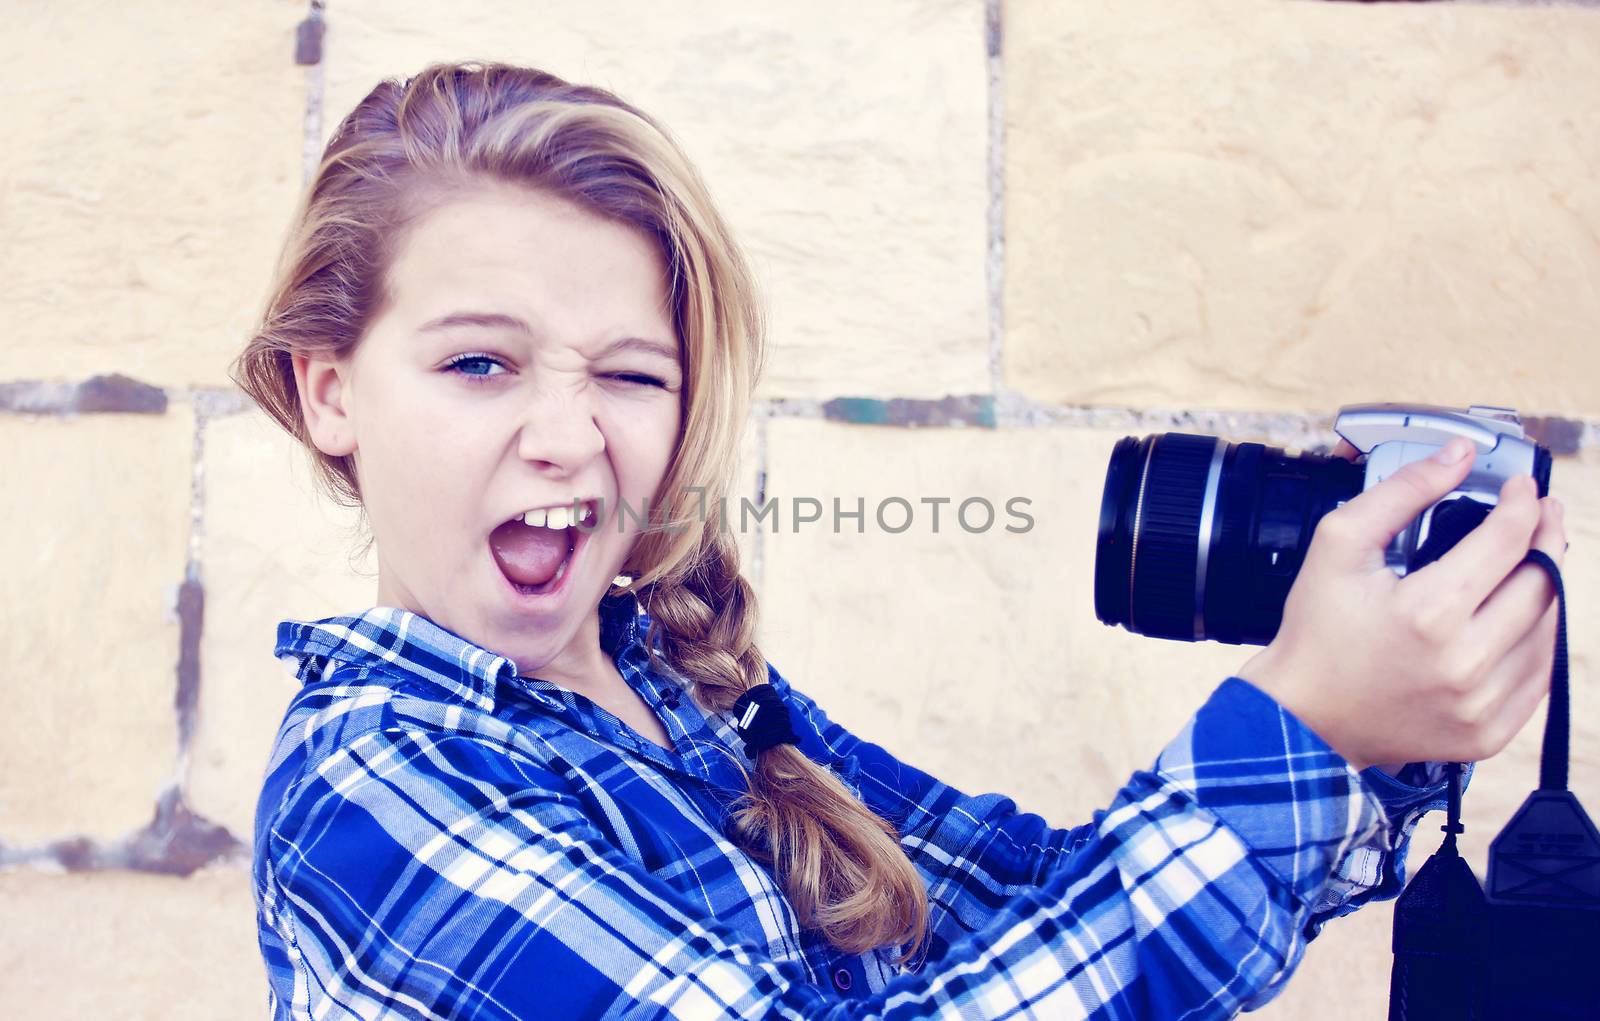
[605,403,680,498]
[359,390,485,518]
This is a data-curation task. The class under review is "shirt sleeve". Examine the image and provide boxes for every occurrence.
[260,675,1446,1020]
[1313,756,1470,934]
[771,665,1453,1012]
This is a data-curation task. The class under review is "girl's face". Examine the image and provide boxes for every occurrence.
[293,182,684,686]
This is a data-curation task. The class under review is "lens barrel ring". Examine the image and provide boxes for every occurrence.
[1129,434,1220,637]
[1126,436,1158,632]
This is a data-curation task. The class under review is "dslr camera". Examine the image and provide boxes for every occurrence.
[1094,402,1553,646]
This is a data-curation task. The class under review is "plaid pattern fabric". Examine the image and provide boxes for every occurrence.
[252,589,1452,1019]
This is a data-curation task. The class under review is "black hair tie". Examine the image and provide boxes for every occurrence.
[729,683,800,760]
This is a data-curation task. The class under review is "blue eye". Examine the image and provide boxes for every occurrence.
[443,353,507,383]
[442,354,667,390]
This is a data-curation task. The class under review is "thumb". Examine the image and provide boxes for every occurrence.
[1317,437,1476,568]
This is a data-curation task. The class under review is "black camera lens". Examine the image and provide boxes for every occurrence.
[1095,433,1364,645]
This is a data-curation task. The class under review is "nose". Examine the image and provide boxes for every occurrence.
[515,381,605,475]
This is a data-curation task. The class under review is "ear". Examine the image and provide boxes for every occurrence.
[291,351,358,458]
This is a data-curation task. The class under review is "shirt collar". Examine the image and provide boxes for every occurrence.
[274,587,649,715]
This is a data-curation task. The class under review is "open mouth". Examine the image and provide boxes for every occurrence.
[487,499,598,599]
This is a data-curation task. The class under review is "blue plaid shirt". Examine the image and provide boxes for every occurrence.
[253,588,1453,1019]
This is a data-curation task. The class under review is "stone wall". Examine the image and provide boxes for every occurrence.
[3,1,1597,1016]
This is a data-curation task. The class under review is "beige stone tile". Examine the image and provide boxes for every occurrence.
[0,1,309,388]
[320,0,990,400]
[757,417,1599,1014]
[187,408,378,842]
[0,866,263,1019]
[756,418,1249,825]
[0,410,190,843]
[1005,0,1600,416]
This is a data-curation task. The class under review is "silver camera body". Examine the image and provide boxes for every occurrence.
[1333,403,1551,577]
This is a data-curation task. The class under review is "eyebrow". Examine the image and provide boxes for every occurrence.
[417,311,679,362]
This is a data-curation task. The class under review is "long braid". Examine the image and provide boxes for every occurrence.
[640,528,930,960]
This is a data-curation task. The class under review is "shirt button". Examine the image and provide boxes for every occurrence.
[832,967,853,992]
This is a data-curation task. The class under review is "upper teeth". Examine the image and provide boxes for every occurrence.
[521,502,593,529]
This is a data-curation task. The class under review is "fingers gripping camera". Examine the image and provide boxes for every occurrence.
[1093,402,1554,646]
[1337,405,1551,577]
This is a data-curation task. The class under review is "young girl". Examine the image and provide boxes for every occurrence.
[234,61,1565,1019]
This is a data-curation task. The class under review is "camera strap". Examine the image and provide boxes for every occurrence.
[1389,550,1600,1020]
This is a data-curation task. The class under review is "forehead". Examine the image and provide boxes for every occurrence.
[381,184,674,338]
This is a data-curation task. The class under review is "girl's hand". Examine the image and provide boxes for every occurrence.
[1236,436,1566,772]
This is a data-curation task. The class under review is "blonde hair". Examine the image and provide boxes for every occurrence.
[230,60,928,959]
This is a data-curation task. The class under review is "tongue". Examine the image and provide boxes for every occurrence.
[488,520,570,587]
